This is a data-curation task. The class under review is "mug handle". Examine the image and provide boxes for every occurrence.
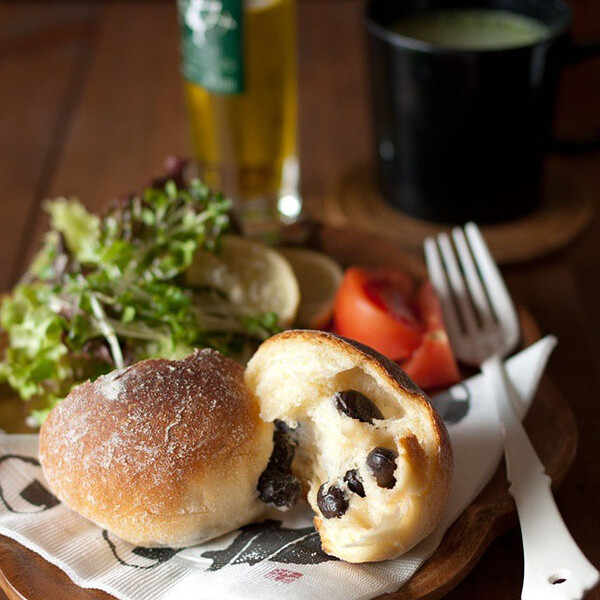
[552,36,600,154]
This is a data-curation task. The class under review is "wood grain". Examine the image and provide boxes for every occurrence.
[297,0,373,205]
[0,1,100,290]
[20,1,188,269]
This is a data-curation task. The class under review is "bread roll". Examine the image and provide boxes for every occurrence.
[39,349,273,547]
[245,330,453,563]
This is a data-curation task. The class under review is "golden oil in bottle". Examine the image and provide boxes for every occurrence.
[178,0,300,237]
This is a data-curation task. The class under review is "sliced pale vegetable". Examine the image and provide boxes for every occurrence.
[279,247,344,329]
[187,235,300,327]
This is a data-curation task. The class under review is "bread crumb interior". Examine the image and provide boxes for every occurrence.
[279,366,426,540]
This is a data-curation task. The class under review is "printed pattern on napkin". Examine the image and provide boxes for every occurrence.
[0,336,556,600]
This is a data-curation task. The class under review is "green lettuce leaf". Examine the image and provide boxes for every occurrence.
[45,198,100,263]
[0,178,281,425]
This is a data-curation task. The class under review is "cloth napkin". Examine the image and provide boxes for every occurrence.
[0,336,556,600]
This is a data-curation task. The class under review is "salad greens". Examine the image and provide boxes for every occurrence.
[0,178,280,424]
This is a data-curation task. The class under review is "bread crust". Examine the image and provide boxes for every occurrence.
[40,349,273,547]
[246,330,453,562]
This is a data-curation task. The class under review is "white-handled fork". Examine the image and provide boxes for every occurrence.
[424,222,599,600]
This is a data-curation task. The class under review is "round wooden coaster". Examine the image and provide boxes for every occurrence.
[323,160,594,264]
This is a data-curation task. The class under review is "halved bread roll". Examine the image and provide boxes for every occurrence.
[246,330,453,563]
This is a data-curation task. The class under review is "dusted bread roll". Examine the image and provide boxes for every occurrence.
[246,330,453,563]
[39,349,274,548]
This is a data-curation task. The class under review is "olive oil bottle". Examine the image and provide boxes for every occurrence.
[178,0,300,236]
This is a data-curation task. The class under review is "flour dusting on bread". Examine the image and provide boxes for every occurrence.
[40,349,274,547]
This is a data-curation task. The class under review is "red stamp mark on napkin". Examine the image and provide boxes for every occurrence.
[265,568,303,583]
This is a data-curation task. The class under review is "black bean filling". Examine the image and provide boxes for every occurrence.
[257,470,301,508]
[366,447,398,489]
[257,422,301,508]
[335,390,384,424]
[268,430,296,472]
[317,483,349,518]
[343,469,366,498]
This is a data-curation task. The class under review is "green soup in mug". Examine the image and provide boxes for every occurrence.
[391,8,551,50]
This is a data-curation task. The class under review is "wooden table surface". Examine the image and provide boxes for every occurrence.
[0,1,599,599]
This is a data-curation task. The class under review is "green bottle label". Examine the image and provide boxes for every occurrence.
[178,0,244,94]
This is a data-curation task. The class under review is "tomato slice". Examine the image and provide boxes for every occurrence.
[401,281,460,389]
[363,268,415,322]
[333,267,423,361]
[401,331,460,389]
[333,268,460,390]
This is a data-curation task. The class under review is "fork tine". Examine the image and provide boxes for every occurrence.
[464,223,520,348]
[451,227,496,331]
[436,233,479,336]
[424,237,464,351]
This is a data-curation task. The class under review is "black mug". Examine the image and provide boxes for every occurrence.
[366,0,597,224]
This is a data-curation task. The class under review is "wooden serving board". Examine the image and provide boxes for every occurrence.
[0,225,578,600]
